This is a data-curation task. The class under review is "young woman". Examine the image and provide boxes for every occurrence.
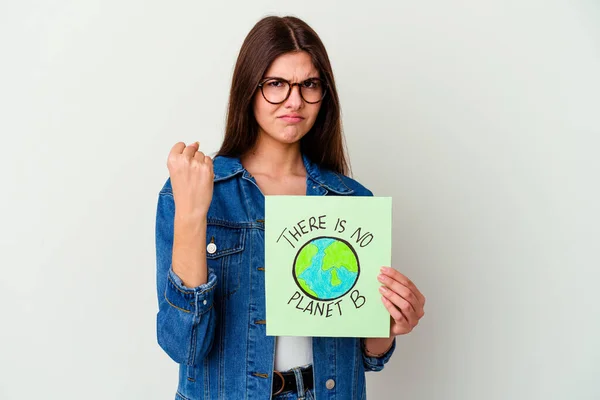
[156,15,426,400]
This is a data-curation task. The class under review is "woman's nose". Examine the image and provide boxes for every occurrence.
[284,84,303,108]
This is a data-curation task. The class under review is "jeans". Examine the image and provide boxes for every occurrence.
[272,366,315,400]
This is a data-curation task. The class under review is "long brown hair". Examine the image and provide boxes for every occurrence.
[216,16,350,176]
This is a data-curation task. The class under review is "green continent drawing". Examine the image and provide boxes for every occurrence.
[293,237,360,301]
[323,241,359,273]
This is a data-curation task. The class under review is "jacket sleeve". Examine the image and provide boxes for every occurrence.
[155,188,217,366]
[361,338,396,372]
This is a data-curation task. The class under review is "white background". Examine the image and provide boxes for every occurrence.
[1,1,599,399]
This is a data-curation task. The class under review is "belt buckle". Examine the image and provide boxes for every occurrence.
[273,370,285,395]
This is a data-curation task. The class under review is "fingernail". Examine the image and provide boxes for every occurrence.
[377,274,386,282]
[195,141,200,146]
[379,286,388,293]
[380,267,388,273]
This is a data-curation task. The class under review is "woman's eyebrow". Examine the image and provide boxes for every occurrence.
[262,75,321,81]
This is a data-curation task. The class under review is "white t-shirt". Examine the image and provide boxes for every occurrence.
[274,336,313,371]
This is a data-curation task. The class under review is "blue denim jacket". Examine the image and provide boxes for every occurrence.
[155,154,396,400]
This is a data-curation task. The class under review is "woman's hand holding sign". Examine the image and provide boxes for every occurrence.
[363,267,426,357]
[378,267,426,336]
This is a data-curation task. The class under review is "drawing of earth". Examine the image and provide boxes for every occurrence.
[293,237,360,301]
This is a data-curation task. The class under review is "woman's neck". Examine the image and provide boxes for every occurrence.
[241,134,305,179]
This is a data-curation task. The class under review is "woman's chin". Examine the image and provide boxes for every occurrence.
[273,129,308,145]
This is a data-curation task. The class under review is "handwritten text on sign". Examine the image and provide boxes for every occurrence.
[276,215,375,318]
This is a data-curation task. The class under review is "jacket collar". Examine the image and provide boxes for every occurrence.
[213,154,354,195]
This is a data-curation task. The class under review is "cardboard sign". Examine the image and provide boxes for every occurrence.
[265,196,392,337]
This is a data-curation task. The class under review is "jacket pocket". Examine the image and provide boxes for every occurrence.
[175,391,190,400]
[206,222,245,297]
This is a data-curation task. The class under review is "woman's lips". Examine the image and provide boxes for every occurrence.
[279,116,304,123]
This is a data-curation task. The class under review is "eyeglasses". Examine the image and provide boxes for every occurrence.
[258,77,327,104]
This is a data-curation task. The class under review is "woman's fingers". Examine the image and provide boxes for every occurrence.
[377,267,426,336]
[170,141,186,154]
[377,275,419,315]
[389,268,426,307]
[182,141,200,159]
[167,141,214,216]
[381,296,409,329]
[379,286,418,326]
[194,150,205,160]
[381,295,404,321]
[167,142,186,166]
[379,267,426,315]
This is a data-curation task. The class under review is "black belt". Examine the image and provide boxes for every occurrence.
[272,365,314,395]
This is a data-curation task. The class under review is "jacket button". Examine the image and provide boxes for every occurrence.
[207,243,217,254]
[325,379,335,390]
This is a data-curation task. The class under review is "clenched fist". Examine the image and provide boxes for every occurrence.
[167,142,214,219]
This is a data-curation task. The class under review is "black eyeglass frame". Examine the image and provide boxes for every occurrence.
[257,77,328,105]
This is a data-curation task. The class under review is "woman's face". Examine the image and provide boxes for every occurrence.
[253,51,323,146]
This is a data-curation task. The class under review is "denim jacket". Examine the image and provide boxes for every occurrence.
[155,154,396,400]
